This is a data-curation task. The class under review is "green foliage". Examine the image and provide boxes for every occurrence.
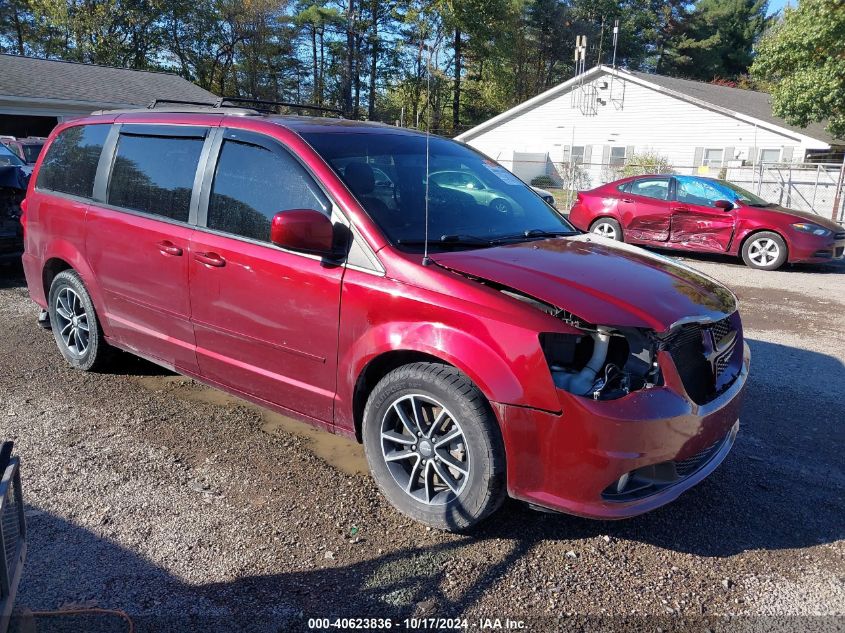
[0,0,796,136]
[751,0,845,139]
[530,175,556,187]
[621,151,674,177]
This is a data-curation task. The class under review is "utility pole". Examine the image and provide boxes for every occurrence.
[832,157,845,222]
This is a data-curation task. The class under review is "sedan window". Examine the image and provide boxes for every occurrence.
[629,178,669,201]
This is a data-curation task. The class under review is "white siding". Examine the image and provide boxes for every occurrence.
[462,74,829,187]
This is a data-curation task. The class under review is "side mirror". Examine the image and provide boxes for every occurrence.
[714,199,734,211]
[270,209,335,255]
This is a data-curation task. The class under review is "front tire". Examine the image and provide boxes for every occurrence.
[590,217,622,241]
[48,270,109,371]
[362,362,506,531]
[741,231,787,270]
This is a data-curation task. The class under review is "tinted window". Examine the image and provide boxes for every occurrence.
[108,133,204,221]
[207,139,329,242]
[36,125,109,197]
[629,178,669,201]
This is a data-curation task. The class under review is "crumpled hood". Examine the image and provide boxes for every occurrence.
[753,205,843,232]
[432,234,737,331]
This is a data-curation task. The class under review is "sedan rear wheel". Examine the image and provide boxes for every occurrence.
[741,231,787,270]
[590,218,622,241]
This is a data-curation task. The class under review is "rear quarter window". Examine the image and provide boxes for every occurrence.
[36,125,110,198]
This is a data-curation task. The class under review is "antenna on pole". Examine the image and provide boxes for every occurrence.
[611,19,619,68]
[422,42,437,266]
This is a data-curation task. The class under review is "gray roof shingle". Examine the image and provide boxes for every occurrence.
[626,69,838,145]
[0,54,217,107]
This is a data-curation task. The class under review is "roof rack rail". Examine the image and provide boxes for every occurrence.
[147,98,221,109]
[218,97,343,116]
[146,97,344,117]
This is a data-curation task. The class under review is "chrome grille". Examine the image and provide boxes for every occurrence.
[2,479,20,576]
[0,444,26,605]
[834,231,845,240]
[664,315,737,405]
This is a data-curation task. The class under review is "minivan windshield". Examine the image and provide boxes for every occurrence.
[303,131,576,250]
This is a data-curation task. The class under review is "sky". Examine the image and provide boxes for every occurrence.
[767,0,792,15]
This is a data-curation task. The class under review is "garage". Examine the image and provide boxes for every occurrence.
[0,53,217,139]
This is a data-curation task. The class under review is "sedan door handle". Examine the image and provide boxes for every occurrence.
[194,251,226,267]
[621,198,634,203]
[156,240,183,256]
[671,206,689,212]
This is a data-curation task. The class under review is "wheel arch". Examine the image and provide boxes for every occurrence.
[40,240,111,336]
[352,350,452,442]
[737,228,789,260]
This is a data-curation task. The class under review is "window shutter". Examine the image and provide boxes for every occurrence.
[748,146,758,165]
[583,145,592,165]
[723,146,735,165]
[693,147,704,167]
[563,145,571,163]
[601,145,610,165]
[782,146,794,162]
[625,145,635,159]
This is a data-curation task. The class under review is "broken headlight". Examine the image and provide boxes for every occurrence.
[540,326,662,400]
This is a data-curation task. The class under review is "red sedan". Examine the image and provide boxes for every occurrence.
[569,174,845,270]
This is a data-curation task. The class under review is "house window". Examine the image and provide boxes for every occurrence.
[571,146,585,165]
[702,148,724,167]
[759,148,781,164]
[609,146,626,167]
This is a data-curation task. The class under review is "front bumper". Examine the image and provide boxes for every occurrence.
[494,342,750,519]
[788,232,845,263]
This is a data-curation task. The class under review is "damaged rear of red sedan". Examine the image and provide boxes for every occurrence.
[23,109,748,531]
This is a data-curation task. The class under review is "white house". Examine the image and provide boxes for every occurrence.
[456,65,842,193]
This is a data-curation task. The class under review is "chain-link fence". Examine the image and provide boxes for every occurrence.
[503,156,845,223]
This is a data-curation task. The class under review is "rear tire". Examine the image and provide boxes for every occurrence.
[741,231,787,270]
[590,217,622,241]
[362,362,506,532]
[48,270,110,371]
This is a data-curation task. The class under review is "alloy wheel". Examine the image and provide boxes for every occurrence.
[748,237,780,267]
[54,287,90,357]
[592,222,618,239]
[380,394,470,505]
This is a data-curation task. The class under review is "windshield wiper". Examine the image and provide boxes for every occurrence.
[490,229,574,244]
[396,234,494,248]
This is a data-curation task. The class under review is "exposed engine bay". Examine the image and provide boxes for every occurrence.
[497,287,663,401]
[540,325,661,400]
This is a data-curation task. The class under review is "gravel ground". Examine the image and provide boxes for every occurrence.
[1,254,844,633]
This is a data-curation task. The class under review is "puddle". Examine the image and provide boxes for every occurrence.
[133,375,368,476]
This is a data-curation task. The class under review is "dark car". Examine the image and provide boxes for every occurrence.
[569,174,845,270]
[1,137,46,166]
[0,145,28,264]
[21,105,748,530]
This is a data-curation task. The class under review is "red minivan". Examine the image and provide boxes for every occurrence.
[21,105,749,530]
